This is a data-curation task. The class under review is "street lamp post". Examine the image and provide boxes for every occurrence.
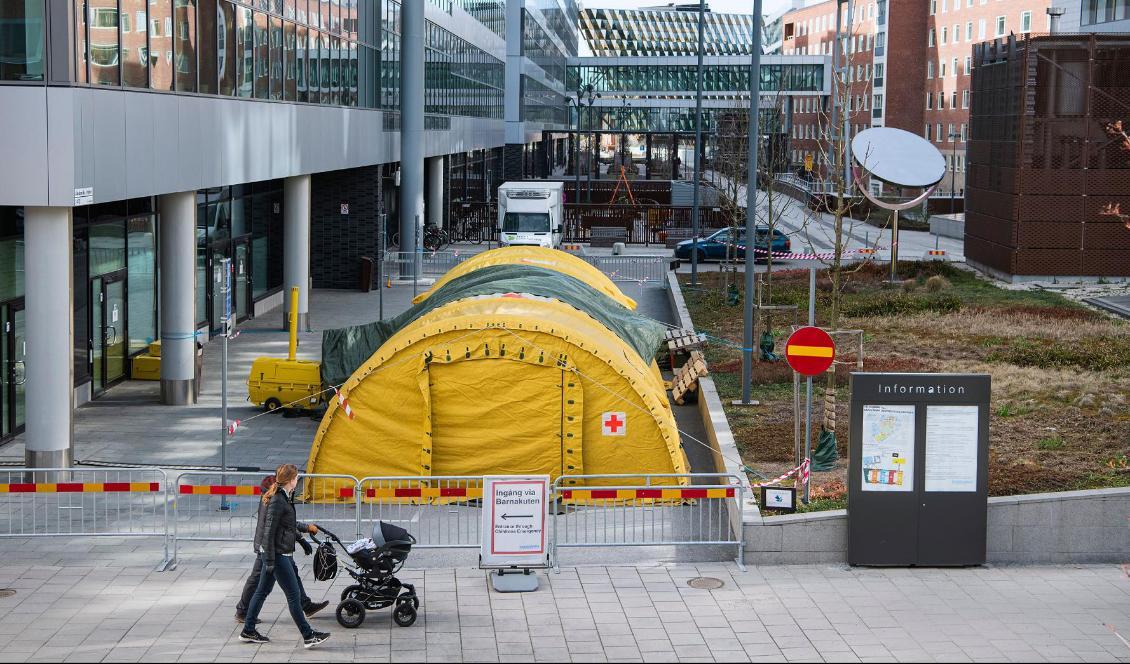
[740,0,764,406]
[690,0,706,286]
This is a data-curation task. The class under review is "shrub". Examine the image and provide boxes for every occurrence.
[1037,437,1065,451]
[900,279,918,293]
[842,293,962,318]
[987,337,1130,372]
[925,275,952,292]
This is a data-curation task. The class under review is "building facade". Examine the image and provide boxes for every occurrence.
[0,0,573,463]
[578,4,757,57]
[781,0,1049,195]
[965,33,1130,279]
[1050,0,1130,32]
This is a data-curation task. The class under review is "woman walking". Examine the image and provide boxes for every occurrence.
[239,464,330,648]
[234,474,328,624]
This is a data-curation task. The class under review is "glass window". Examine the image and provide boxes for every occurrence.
[89,220,126,277]
[236,5,253,96]
[284,0,295,19]
[254,10,268,98]
[126,215,157,355]
[995,16,1005,36]
[1021,11,1032,32]
[319,31,330,100]
[330,35,340,105]
[149,0,173,89]
[296,0,306,22]
[89,0,121,85]
[0,211,25,303]
[121,0,148,86]
[174,0,197,91]
[296,23,307,102]
[319,0,329,30]
[198,0,218,93]
[284,20,296,100]
[270,15,282,99]
[219,0,236,94]
[308,30,320,103]
[75,0,88,82]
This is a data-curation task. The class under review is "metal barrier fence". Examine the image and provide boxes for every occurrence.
[173,472,360,561]
[0,468,745,570]
[582,255,669,284]
[0,467,171,568]
[551,474,745,568]
[380,251,464,280]
[355,476,484,549]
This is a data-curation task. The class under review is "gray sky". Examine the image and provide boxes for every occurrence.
[580,0,791,14]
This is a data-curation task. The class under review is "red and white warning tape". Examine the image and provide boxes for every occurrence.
[755,458,811,488]
[333,387,356,420]
[735,245,896,261]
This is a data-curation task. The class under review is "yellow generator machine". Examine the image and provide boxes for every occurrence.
[247,288,323,411]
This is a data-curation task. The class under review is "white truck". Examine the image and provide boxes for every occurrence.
[497,181,565,249]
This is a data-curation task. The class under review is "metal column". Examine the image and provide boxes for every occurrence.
[158,191,198,405]
[283,174,311,330]
[23,206,74,470]
[399,0,424,276]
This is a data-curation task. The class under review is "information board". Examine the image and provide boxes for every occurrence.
[848,373,990,566]
[860,404,915,492]
[480,475,551,569]
[925,405,979,492]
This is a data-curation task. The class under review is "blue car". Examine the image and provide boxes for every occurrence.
[674,227,791,263]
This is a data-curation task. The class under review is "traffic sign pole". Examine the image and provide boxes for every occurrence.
[781,271,835,505]
[805,269,815,503]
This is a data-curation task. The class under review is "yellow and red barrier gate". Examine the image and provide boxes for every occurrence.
[0,468,172,569]
[0,469,745,569]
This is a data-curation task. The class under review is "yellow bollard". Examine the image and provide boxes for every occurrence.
[287,287,299,361]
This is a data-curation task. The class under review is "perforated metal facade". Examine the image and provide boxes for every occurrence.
[966,33,1130,278]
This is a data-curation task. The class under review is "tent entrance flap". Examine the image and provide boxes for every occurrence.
[423,349,582,479]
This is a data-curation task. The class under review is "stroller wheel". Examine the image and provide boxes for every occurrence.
[336,599,366,629]
[393,603,417,628]
[340,585,362,601]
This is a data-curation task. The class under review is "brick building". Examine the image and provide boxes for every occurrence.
[782,0,1049,196]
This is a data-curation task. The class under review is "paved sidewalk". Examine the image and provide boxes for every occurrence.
[0,538,1128,663]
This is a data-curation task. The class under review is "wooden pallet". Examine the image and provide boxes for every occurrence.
[670,350,709,405]
[665,329,707,368]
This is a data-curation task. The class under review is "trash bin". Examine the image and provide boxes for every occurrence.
[359,256,375,292]
[194,341,204,401]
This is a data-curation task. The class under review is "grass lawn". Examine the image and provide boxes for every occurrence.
[680,261,1130,512]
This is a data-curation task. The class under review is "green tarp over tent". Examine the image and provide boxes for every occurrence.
[320,263,667,387]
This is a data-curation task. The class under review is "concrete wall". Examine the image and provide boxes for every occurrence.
[745,487,1130,565]
[930,214,965,240]
[665,272,759,539]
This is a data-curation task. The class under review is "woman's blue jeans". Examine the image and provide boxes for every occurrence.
[243,553,314,639]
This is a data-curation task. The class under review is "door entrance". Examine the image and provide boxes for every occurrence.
[91,272,127,395]
[1,300,26,440]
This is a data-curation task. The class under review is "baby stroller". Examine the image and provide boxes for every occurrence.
[309,522,419,628]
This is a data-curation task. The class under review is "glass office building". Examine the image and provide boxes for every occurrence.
[0,0,546,453]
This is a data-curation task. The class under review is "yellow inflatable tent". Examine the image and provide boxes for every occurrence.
[412,246,638,310]
[306,294,688,497]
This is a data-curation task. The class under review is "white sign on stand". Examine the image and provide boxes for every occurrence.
[480,475,550,593]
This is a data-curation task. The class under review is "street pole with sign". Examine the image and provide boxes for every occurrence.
[219,258,233,510]
[783,269,835,504]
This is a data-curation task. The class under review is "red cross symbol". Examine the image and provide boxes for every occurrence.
[602,412,626,436]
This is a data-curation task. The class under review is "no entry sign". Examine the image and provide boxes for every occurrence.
[785,326,836,376]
